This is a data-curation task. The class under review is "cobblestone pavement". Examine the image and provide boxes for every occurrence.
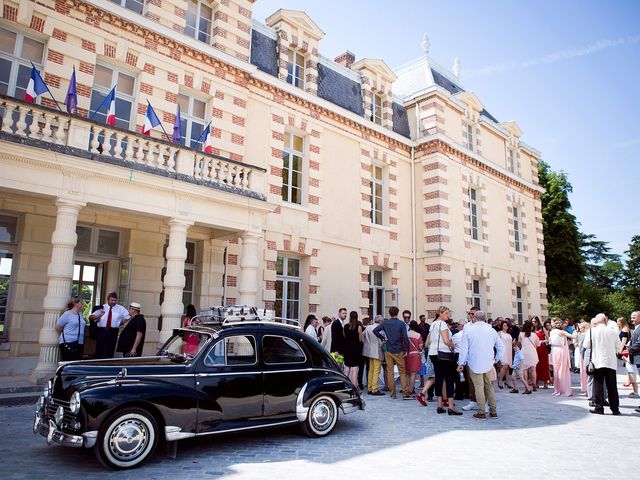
[2,371,638,479]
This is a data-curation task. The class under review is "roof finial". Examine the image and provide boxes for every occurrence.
[453,57,461,79]
[421,33,430,56]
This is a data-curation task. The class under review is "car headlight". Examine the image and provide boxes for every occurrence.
[69,391,81,414]
[43,380,52,397]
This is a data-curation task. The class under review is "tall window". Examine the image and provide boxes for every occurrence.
[0,27,45,99]
[370,164,384,225]
[183,241,196,306]
[369,269,384,317]
[469,187,480,241]
[513,206,521,252]
[507,149,516,173]
[178,93,207,149]
[472,279,482,309]
[109,0,144,14]
[286,50,305,89]
[275,256,301,323]
[371,93,383,125]
[90,64,135,129]
[466,123,475,152]
[72,262,100,318]
[282,131,304,204]
[185,0,213,44]
[76,226,121,257]
[0,215,18,339]
[516,286,524,324]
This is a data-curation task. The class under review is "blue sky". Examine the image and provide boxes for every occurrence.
[252,0,640,256]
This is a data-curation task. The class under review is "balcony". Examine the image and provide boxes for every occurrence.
[0,95,266,201]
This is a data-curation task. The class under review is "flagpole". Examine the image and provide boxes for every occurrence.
[147,100,172,143]
[196,120,212,144]
[31,62,62,112]
[89,85,115,121]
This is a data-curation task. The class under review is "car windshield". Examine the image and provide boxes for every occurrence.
[157,330,211,363]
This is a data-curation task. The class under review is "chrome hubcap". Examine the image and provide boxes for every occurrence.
[311,400,334,431]
[108,419,148,460]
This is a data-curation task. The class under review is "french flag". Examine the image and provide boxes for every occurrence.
[24,66,48,103]
[141,101,161,135]
[104,87,116,126]
[200,123,213,154]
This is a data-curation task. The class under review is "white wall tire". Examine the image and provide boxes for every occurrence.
[301,395,338,437]
[95,408,158,470]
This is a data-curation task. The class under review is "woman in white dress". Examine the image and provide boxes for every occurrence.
[497,320,514,388]
[518,320,540,394]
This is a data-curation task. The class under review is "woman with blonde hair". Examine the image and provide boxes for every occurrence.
[549,317,577,396]
[618,317,638,397]
[518,320,540,393]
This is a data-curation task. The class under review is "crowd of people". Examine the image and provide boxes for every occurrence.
[302,307,640,417]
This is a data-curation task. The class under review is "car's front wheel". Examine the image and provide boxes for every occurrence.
[301,395,338,437]
[95,407,159,470]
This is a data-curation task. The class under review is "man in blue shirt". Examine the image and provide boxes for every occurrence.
[374,306,411,399]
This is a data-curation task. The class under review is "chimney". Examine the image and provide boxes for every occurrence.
[334,50,355,68]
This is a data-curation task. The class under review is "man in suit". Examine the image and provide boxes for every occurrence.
[330,308,347,355]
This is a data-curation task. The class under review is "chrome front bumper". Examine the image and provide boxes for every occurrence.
[33,405,97,448]
[340,395,365,414]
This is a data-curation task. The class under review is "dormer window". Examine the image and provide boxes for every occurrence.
[185,0,213,44]
[466,123,475,152]
[507,149,516,173]
[371,93,383,125]
[286,50,305,89]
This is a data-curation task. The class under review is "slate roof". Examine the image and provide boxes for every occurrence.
[250,29,279,77]
[392,102,411,138]
[316,62,364,116]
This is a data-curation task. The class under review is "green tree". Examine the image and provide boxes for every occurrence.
[580,232,623,290]
[538,160,584,299]
[623,235,640,303]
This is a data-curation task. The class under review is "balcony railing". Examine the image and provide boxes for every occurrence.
[0,95,266,200]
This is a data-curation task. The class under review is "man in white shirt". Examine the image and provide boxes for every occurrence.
[457,310,504,419]
[461,306,480,411]
[89,291,130,358]
[584,314,622,415]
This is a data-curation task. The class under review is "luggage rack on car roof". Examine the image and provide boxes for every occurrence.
[195,305,301,329]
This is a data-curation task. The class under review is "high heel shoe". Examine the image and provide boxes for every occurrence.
[436,407,446,414]
[497,382,503,389]
[448,408,462,416]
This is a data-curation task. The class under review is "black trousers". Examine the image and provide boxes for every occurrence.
[95,328,118,358]
[430,355,456,398]
[593,367,619,412]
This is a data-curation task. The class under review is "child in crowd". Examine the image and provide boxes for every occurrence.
[510,341,531,394]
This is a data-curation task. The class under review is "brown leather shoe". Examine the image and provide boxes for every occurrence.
[489,412,498,418]
[473,412,486,419]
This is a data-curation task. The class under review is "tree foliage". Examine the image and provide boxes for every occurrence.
[623,235,640,303]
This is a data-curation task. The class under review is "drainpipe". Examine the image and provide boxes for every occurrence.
[221,241,229,306]
[410,144,417,317]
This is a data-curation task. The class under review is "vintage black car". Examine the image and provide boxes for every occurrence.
[33,320,365,469]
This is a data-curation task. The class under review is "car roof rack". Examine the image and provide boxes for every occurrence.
[195,305,301,329]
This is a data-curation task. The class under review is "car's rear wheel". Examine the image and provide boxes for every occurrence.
[301,395,338,437]
[95,407,158,470]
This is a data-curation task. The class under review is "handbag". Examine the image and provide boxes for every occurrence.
[409,335,427,364]
[586,328,596,375]
[436,321,455,362]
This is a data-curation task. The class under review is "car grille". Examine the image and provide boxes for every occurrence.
[43,398,79,430]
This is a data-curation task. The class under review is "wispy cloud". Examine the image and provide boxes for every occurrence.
[466,34,640,78]
[611,138,640,149]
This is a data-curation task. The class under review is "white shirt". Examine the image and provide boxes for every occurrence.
[427,320,451,356]
[452,330,464,353]
[95,303,129,329]
[584,324,622,370]
[457,321,504,374]
[305,324,318,340]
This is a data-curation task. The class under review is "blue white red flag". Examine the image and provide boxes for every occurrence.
[141,102,161,135]
[24,66,48,103]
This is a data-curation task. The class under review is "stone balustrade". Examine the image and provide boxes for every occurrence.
[0,95,266,199]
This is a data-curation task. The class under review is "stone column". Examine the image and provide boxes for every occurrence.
[31,198,85,384]
[238,232,263,307]
[159,218,192,346]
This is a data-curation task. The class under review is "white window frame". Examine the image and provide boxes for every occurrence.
[0,26,46,99]
[466,123,475,152]
[184,0,213,44]
[370,164,385,225]
[371,92,383,125]
[90,63,136,130]
[469,187,481,241]
[472,279,482,310]
[513,206,521,252]
[0,214,19,340]
[507,148,516,173]
[282,131,304,205]
[276,256,301,323]
[178,92,208,149]
[369,269,397,318]
[516,286,525,324]
[109,0,145,14]
[286,50,305,89]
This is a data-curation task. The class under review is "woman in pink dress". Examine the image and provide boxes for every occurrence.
[518,320,540,393]
[497,320,514,388]
[549,318,578,397]
[405,321,423,395]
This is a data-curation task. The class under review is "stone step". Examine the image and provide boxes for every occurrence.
[0,391,40,406]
